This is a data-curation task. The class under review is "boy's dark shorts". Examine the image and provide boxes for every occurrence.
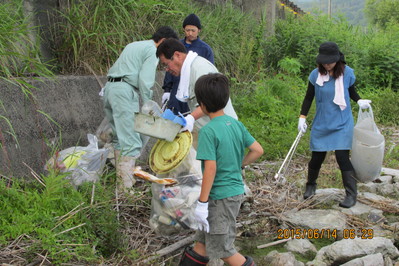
[195,194,244,259]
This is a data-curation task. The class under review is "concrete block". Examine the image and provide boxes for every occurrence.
[0,72,165,178]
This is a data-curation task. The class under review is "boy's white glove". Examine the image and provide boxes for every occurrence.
[357,99,371,109]
[162,92,170,104]
[298,117,307,133]
[194,201,209,233]
[180,114,195,132]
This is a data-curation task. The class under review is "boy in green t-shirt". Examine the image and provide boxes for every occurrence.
[179,73,264,266]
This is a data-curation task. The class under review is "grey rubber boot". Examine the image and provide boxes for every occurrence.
[339,170,357,208]
[304,168,320,199]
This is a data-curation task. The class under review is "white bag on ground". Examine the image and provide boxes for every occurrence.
[45,134,109,187]
[351,106,385,183]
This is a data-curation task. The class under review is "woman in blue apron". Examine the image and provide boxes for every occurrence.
[298,42,372,208]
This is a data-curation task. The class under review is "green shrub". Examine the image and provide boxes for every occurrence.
[234,59,308,160]
[357,87,399,126]
[265,13,399,91]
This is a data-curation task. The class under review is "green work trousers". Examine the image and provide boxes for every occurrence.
[103,81,141,157]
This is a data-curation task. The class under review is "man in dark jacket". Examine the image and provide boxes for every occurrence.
[161,13,214,115]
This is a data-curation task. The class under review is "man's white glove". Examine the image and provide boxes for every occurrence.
[357,99,371,110]
[194,201,209,233]
[162,92,170,104]
[180,114,195,132]
[298,117,307,133]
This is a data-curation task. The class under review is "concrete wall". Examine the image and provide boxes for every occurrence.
[0,73,165,178]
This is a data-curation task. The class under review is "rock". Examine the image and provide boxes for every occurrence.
[309,237,399,265]
[381,168,399,177]
[262,250,305,266]
[284,209,347,231]
[374,175,393,184]
[367,211,386,224]
[284,239,317,258]
[314,188,344,202]
[360,192,394,202]
[339,201,383,217]
[340,253,384,266]
[370,225,396,239]
[358,183,379,193]
[384,256,394,266]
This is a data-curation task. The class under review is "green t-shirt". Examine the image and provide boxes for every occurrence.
[196,115,255,200]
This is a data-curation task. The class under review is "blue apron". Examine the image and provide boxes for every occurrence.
[309,66,356,151]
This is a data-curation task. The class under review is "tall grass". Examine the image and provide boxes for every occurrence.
[51,0,188,74]
[0,0,53,79]
[232,57,309,159]
[51,0,261,79]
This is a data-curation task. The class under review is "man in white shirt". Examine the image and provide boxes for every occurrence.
[156,38,237,134]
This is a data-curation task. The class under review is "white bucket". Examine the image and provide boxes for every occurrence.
[134,113,182,142]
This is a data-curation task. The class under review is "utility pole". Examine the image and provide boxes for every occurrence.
[328,0,332,18]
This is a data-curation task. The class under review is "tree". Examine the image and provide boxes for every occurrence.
[365,0,399,28]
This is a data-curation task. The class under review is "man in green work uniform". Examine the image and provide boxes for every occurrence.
[103,26,178,191]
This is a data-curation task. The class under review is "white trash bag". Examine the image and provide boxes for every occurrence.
[45,134,109,187]
[351,106,385,183]
[149,147,203,236]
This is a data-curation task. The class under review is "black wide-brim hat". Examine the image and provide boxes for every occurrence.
[316,42,341,64]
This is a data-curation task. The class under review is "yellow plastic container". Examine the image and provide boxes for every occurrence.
[149,131,192,174]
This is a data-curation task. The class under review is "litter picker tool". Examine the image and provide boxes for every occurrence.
[274,131,303,182]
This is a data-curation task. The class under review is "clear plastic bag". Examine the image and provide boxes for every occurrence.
[45,134,110,187]
[351,106,385,183]
[95,117,113,147]
[96,115,150,162]
[149,147,203,236]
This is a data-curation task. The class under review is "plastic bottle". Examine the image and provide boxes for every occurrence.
[158,215,177,226]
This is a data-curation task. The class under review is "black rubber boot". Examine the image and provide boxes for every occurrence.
[179,246,209,266]
[242,256,256,266]
[304,168,320,199]
[339,171,357,208]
